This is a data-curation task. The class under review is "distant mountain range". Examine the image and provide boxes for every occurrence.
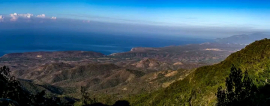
[215,33,270,45]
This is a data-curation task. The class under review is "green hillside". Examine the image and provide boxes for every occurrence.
[130,38,270,105]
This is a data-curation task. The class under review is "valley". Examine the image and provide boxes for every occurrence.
[0,41,245,104]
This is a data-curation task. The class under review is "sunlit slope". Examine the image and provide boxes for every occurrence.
[130,38,270,105]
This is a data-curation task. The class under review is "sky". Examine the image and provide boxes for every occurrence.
[0,0,269,37]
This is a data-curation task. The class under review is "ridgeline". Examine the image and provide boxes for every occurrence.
[130,38,270,105]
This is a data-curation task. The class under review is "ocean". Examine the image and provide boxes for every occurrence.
[0,19,211,56]
[0,29,210,56]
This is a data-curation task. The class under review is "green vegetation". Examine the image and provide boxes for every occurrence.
[19,79,64,95]
[0,66,73,106]
[0,66,132,106]
[129,38,270,105]
[216,65,270,106]
[217,65,257,106]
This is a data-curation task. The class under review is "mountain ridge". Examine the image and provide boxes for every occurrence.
[215,32,270,45]
[130,38,270,105]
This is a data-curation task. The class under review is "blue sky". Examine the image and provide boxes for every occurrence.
[0,0,269,37]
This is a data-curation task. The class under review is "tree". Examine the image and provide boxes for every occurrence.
[216,65,257,106]
[0,66,33,106]
[81,86,97,105]
[0,66,68,106]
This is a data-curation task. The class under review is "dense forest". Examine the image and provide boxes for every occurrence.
[216,65,270,106]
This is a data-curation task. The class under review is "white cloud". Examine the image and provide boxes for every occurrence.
[9,13,34,21]
[8,12,57,21]
[0,15,3,22]
[37,14,46,18]
[18,13,33,18]
[51,17,57,20]
[10,14,18,21]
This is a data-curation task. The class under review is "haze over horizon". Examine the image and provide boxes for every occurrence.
[0,0,269,38]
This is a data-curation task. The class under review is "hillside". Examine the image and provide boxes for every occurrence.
[9,61,193,103]
[0,43,244,73]
[130,38,270,105]
[0,40,245,105]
